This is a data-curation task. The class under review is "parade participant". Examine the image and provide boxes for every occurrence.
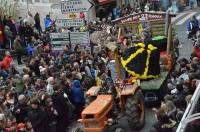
[187,15,199,39]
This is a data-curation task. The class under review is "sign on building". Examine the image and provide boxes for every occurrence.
[50,32,70,50]
[61,0,93,13]
[56,19,85,27]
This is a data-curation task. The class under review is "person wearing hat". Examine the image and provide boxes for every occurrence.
[17,123,25,132]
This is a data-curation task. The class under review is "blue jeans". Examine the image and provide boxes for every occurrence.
[107,61,125,81]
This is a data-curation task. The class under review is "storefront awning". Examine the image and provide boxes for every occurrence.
[97,0,115,5]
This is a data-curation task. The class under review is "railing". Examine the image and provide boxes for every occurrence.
[176,81,200,132]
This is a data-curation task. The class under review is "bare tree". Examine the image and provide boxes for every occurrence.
[0,0,20,18]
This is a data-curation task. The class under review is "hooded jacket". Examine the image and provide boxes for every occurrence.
[71,80,84,104]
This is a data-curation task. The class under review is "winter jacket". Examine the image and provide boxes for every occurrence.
[28,108,49,132]
[193,47,200,59]
[26,46,34,56]
[13,102,30,123]
[0,55,13,70]
[29,62,40,77]
[52,91,74,132]
[44,18,52,29]
[13,39,23,53]
[187,19,199,31]
[71,80,84,104]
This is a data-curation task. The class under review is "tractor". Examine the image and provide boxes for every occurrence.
[73,75,144,132]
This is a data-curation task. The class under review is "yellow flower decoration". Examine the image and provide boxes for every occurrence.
[121,43,159,79]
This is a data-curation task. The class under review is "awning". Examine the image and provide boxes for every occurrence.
[97,0,115,5]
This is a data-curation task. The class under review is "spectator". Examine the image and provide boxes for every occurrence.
[13,35,24,65]
[46,77,55,95]
[187,15,199,39]
[3,25,12,49]
[173,84,187,110]
[3,15,9,26]
[0,113,6,132]
[34,13,42,36]
[0,51,13,70]
[7,16,17,37]
[152,109,176,132]
[52,88,74,131]
[44,15,52,31]
[26,12,35,27]
[28,99,48,132]
[13,95,29,124]
[71,79,84,118]
[45,96,58,132]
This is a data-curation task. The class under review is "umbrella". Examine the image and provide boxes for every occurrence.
[121,43,160,79]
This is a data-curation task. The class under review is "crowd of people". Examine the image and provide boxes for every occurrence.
[0,2,200,132]
[0,10,132,131]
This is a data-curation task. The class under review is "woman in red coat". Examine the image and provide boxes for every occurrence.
[0,51,13,70]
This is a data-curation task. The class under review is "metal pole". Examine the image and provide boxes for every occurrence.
[165,9,170,36]
[27,0,29,12]
[176,82,200,132]
[167,23,172,55]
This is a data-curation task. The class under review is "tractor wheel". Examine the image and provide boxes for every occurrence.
[107,124,127,132]
[125,89,145,130]
[70,123,84,132]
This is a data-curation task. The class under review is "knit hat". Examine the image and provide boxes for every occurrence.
[17,123,25,130]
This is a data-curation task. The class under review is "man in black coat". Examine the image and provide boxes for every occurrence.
[13,95,30,123]
[52,89,74,132]
[28,99,49,132]
[34,13,42,36]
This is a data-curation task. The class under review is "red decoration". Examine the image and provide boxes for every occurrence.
[80,12,85,19]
